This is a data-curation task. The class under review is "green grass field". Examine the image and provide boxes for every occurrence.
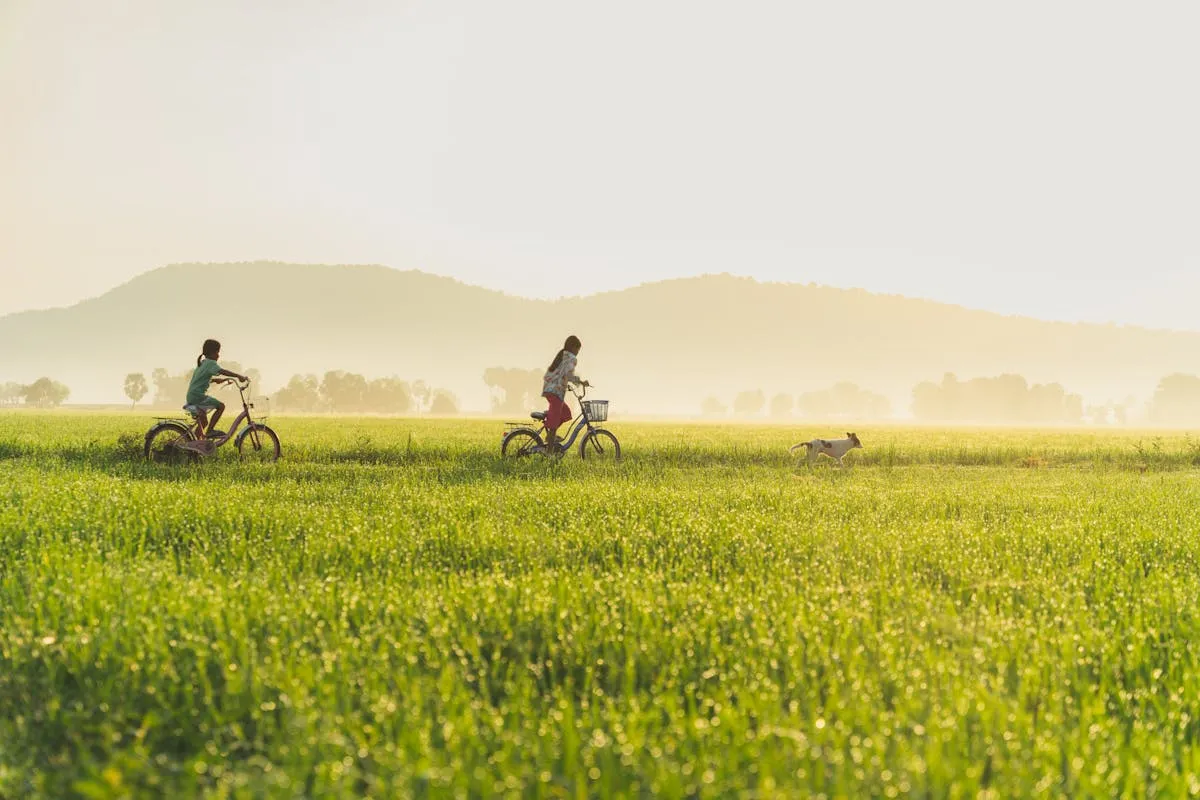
[4,412,1200,797]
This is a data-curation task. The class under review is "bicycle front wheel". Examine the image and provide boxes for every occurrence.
[236,424,281,463]
[579,428,621,462]
[501,428,544,458]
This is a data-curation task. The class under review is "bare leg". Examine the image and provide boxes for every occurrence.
[207,402,225,437]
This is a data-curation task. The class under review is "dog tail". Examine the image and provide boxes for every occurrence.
[789,441,812,453]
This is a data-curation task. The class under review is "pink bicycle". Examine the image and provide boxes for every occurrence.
[143,379,280,464]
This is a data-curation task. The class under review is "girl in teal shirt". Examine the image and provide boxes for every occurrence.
[187,339,247,438]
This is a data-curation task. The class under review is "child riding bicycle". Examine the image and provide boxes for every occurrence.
[542,335,589,450]
[187,339,248,439]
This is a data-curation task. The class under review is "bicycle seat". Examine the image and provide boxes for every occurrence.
[182,404,203,417]
[530,411,546,421]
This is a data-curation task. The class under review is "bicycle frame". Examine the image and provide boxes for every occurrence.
[186,381,258,447]
[542,384,597,448]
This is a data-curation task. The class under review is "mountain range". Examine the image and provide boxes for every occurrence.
[1,262,1196,413]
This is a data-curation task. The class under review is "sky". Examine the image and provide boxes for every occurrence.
[1,0,1198,329]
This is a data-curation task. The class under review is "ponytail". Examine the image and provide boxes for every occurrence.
[197,354,204,367]
[547,348,567,372]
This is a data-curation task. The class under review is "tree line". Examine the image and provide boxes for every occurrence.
[701,383,892,419]
[699,372,1200,425]
[0,378,71,408]
[273,373,459,415]
[118,365,460,415]
[911,373,1084,424]
[8,368,1200,424]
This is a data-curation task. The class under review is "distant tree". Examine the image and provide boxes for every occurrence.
[412,380,432,414]
[1113,397,1135,426]
[364,377,413,415]
[799,382,891,419]
[320,371,370,413]
[123,373,148,410]
[769,393,794,418]
[23,377,70,408]
[429,389,459,416]
[1063,392,1084,425]
[1099,402,1132,425]
[1026,380,1065,423]
[700,396,727,417]
[732,389,766,416]
[911,373,1081,423]
[151,368,191,408]
[483,367,543,415]
[1149,374,1200,425]
[222,361,262,388]
[0,382,23,407]
[275,374,322,413]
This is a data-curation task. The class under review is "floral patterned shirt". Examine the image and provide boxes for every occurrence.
[542,351,579,397]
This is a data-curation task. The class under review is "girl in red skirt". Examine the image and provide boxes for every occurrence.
[542,335,588,450]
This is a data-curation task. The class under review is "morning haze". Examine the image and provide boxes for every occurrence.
[3,261,1200,423]
[2,2,1198,416]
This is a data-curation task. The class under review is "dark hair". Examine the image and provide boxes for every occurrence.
[197,338,221,367]
[547,335,582,372]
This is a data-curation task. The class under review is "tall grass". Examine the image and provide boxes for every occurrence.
[3,412,1200,796]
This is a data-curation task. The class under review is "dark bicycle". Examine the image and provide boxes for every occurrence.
[500,382,621,461]
[144,379,281,464]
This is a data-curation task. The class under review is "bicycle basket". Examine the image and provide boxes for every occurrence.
[582,400,609,422]
[251,396,271,421]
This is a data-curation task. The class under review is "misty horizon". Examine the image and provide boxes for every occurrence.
[3,261,1199,417]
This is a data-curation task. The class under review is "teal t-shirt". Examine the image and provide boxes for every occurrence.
[187,359,222,404]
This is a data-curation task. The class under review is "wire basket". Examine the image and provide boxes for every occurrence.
[251,396,271,421]
[582,400,609,422]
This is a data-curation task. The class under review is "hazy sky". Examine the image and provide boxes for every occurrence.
[2,1,1198,328]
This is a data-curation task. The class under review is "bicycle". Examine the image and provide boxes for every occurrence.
[143,378,281,464]
[500,382,621,461]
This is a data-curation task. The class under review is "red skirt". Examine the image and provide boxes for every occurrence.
[543,392,572,432]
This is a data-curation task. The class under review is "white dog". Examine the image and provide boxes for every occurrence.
[790,432,863,467]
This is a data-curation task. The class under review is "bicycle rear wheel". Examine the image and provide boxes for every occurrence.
[502,428,544,458]
[579,428,621,462]
[144,423,197,465]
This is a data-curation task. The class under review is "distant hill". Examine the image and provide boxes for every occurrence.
[1,261,1197,413]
